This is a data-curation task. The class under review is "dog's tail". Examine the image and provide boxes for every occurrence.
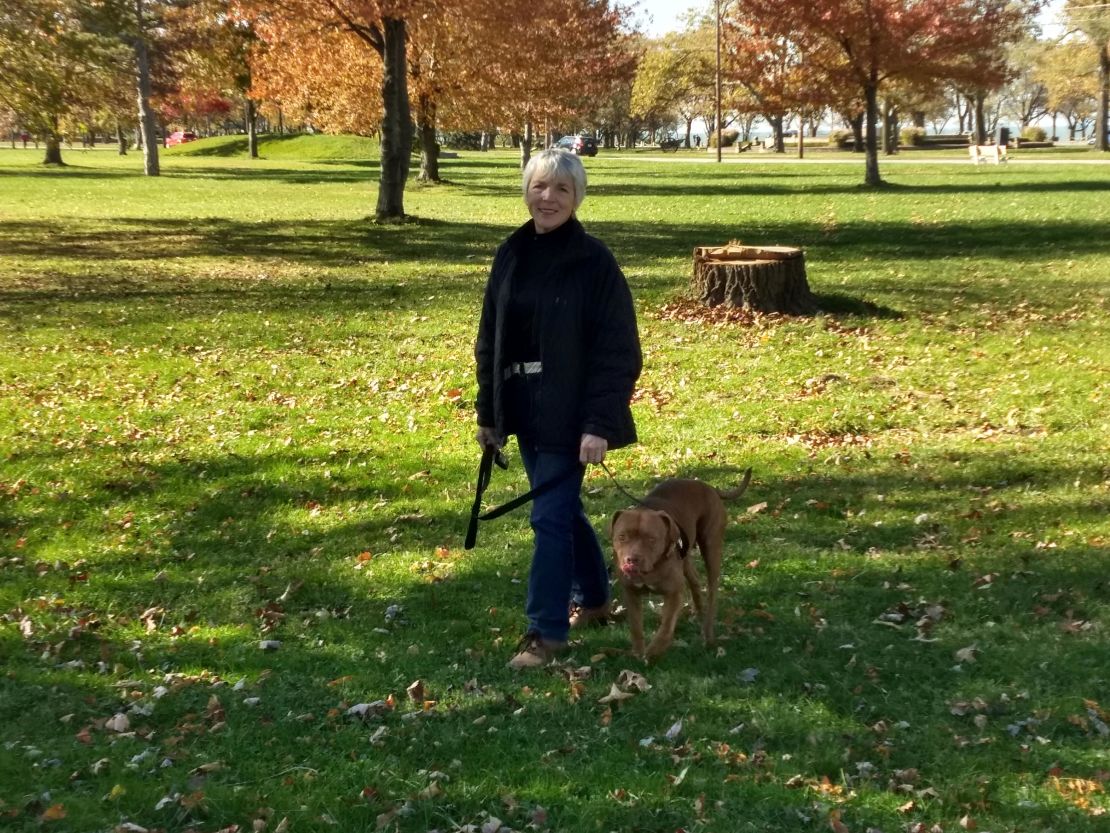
[715,468,752,501]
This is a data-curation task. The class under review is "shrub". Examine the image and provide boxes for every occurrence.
[900,127,926,147]
[440,132,484,150]
[828,129,854,149]
[707,128,740,148]
[1020,125,1047,142]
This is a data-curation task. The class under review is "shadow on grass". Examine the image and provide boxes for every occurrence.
[3,441,1108,830]
[2,211,1107,279]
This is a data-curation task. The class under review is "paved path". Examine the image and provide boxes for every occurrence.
[611,152,1110,165]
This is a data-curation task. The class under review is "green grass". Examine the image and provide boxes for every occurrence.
[1,138,1109,833]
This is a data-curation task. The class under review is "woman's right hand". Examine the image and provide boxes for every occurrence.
[476,426,502,450]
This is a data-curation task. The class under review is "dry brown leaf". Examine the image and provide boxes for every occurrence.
[598,684,634,704]
[954,645,978,664]
[41,804,67,821]
[828,808,849,833]
[617,670,651,692]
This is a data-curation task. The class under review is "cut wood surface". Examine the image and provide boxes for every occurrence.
[692,242,818,315]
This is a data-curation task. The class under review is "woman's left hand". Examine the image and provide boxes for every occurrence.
[579,433,608,465]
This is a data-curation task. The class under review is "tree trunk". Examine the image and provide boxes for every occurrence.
[416,94,440,182]
[277,107,284,135]
[116,123,127,155]
[44,134,64,165]
[974,91,988,145]
[375,17,412,222]
[848,111,864,153]
[246,98,258,158]
[883,103,898,155]
[863,82,883,186]
[692,244,818,315]
[1097,44,1109,152]
[769,114,784,152]
[134,0,159,176]
[520,120,533,170]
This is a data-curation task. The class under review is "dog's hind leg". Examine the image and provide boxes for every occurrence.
[697,528,724,646]
[682,557,704,619]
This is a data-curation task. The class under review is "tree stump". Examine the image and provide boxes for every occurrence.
[692,243,819,315]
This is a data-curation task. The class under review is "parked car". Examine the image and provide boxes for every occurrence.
[553,135,598,156]
[167,130,198,147]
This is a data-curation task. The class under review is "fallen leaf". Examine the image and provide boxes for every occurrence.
[104,713,130,733]
[828,808,849,833]
[617,669,651,692]
[746,502,768,515]
[664,718,684,741]
[959,814,977,830]
[954,645,978,664]
[598,684,634,705]
[41,804,67,821]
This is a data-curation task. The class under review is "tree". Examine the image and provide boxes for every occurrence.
[0,0,128,165]
[731,0,1035,185]
[999,35,1050,127]
[167,0,259,157]
[631,40,685,137]
[1037,38,1098,139]
[722,22,825,154]
[1066,0,1110,150]
[243,0,417,221]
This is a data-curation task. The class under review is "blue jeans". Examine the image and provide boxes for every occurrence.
[517,438,610,643]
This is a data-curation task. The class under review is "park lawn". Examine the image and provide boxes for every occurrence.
[0,139,1109,833]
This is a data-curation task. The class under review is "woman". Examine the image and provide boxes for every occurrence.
[475,148,642,670]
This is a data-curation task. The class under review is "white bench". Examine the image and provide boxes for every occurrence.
[970,144,1008,164]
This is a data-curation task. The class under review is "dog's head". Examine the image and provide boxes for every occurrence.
[609,507,682,580]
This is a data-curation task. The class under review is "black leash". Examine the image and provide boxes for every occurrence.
[464,447,583,550]
[598,460,649,507]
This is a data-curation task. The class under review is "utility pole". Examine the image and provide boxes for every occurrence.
[715,0,722,162]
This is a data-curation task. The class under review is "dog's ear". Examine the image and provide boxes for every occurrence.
[608,510,625,539]
[657,511,682,553]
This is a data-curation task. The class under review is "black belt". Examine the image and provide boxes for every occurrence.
[464,446,583,550]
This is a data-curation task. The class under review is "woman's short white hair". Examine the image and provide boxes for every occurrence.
[522,148,587,209]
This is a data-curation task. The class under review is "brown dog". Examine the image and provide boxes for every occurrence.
[610,471,751,660]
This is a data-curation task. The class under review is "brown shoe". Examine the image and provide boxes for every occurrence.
[507,632,567,670]
[569,601,610,630]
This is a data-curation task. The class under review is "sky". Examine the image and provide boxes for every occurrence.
[631,0,1069,38]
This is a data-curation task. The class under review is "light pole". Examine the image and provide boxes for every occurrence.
[715,0,722,162]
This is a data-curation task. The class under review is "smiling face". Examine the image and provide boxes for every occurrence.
[525,174,575,234]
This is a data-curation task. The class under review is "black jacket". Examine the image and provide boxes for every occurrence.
[475,217,642,451]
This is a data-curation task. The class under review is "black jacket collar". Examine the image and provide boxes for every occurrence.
[505,216,587,259]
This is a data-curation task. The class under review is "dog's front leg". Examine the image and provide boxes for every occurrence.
[645,590,684,660]
[621,583,647,657]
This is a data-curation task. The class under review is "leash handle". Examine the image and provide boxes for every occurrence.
[464,446,504,550]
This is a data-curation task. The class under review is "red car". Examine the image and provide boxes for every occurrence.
[166,130,197,147]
